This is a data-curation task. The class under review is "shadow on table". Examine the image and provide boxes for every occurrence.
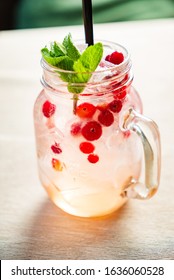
[24,198,130,259]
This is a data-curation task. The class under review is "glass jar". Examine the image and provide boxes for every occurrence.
[34,40,161,217]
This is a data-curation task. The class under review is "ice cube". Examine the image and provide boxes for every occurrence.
[90,59,119,83]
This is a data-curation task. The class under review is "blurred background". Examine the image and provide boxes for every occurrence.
[0,0,174,30]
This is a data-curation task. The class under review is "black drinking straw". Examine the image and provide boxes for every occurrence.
[82,0,94,45]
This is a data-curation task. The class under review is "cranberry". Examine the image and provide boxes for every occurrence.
[79,142,95,154]
[42,100,56,118]
[114,89,127,100]
[52,158,63,171]
[76,102,96,118]
[123,131,131,138]
[51,143,62,154]
[105,54,111,62]
[88,154,99,164]
[109,100,122,113]
[105,51,124,65]
[70,122,82,136]
[81,121,102,141]
[110,51,124,65]
[96,103,109,111]
[98,109,114,127]
[113,85,128,100]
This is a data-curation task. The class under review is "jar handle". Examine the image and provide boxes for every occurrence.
[121,108,161,199]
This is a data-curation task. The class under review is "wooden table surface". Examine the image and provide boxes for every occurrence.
[0,19,174,260]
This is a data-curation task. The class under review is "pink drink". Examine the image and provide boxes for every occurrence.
[34,41,158,217]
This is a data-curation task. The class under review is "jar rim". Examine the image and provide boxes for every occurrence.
[41,39,130,75]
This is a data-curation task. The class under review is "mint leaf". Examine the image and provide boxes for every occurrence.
[67,43,103,94]
[72,42,103,84]
[74,43,103,73]
[50,41,66,57]
[56,57,74,82]
[41,47,67,66]
[41,47,51,57]
[71,62,91,85]
[63,33,81,61]
[57,57,74,71]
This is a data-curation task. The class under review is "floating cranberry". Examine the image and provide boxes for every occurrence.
[98,109,114,127]
[52,158,63,171]
[110,51,124,64]
[113,84,128,100]
[96,103,109,111]
[109,100,122,113]
[70,122,82,136]
[76,102,96,118]
[81,121,102,141]
[42,100,56,118]
[88,154,99,164]
[123,131,131,138]
[105,54,111,62]
[79,142,95,154]
[114,89,127,100]
[51,143,62,154]
[105,51,124,65]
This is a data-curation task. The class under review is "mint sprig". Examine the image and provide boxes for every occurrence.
[41,34,103,112]
[62,34,81,61]
[73,43,103,82]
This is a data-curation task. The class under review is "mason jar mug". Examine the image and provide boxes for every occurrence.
[33,40,161,217]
